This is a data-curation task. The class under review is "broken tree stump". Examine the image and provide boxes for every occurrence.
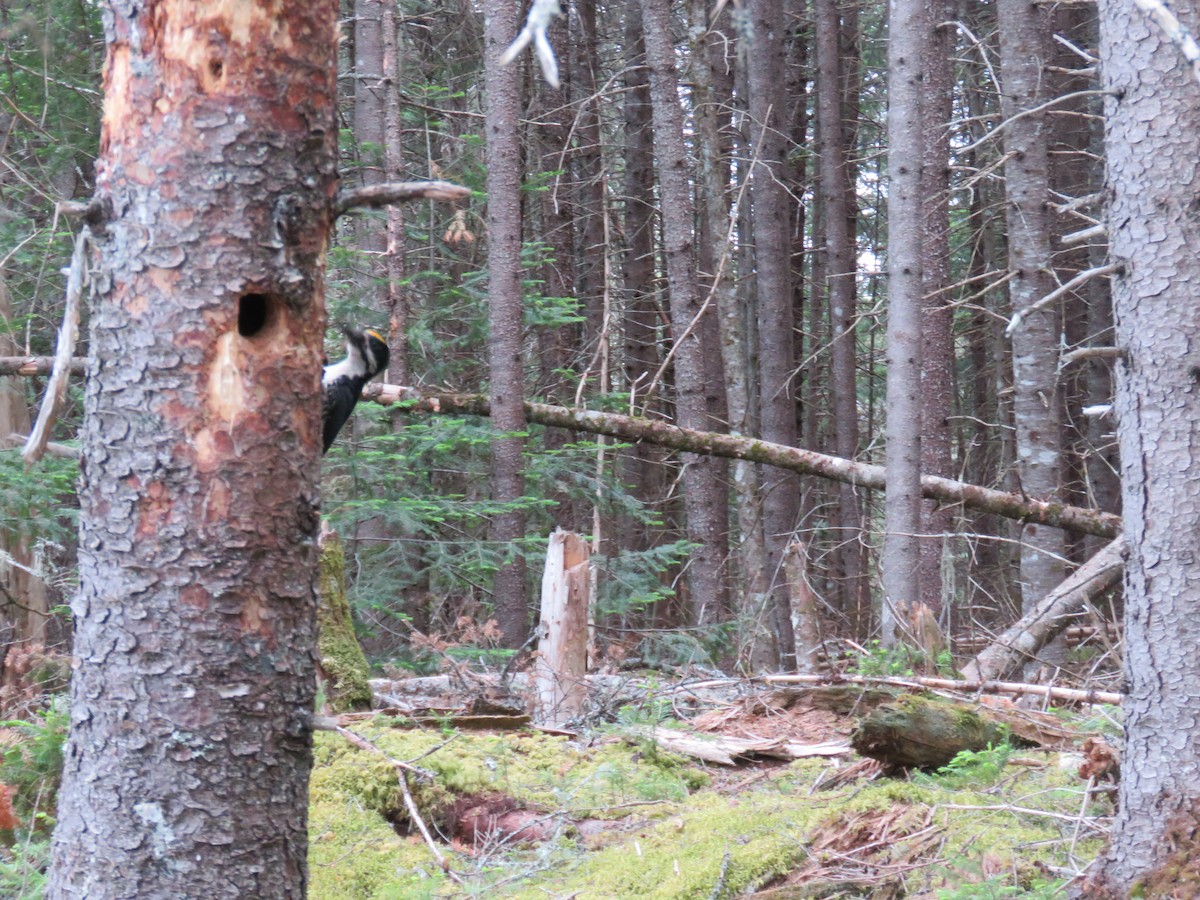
[534,529,590,726]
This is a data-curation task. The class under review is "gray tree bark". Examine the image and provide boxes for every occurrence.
[815,0,866,637]
[354,0,390,317]
[0,275,49,653]
[691,0,773,665]
[619,6,663,557]
[47,3,336,895]
[881,0,926,645]
[1092,0,1200,891]
[918,1,957,617]
[997,0,1066,611]
[482,0,529,647]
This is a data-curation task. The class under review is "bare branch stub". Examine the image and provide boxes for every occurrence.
[334,180,471,217]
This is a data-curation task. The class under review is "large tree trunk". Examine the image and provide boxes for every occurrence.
[880,0,925,644]
[749,0,799,663]
[482,0,529,647]
[48,3,337,895]
[641,0,729,626]
[1092,0,1200,891]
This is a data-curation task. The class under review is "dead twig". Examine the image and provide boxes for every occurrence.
[315,719,465,885]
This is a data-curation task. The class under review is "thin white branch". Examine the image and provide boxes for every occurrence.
[1006,263,1120,336]
[1062,224,1107,245]
[1060,346,1123,369]
[499,0,563,88]
[959,90,1115,156]
[23,227,87,464]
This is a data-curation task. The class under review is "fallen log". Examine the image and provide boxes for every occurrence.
[364,383,1121,539]
[851,694,1013,769]
[960,538,1125,682]
[0,363,1124,539]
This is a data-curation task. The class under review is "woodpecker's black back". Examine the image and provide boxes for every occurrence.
[322,327,390,453]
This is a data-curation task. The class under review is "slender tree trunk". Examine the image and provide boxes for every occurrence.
[641,0,729,626]
[748,0,798,663]
[0,275,48,653]
[1091,0,1200,890]
[691,0,772,665]
[482,0,529,646]
[881,0,925,645]
[918,2,957,618]
[815,0,866,637]
[382,1,408,384]
[354,0,389,312]
[48,4,337,894]
[619,6,663,558]
[572,1,607,356]
[997,0,1066,612]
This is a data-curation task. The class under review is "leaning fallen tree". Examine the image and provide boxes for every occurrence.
[0,362,1123,540]
[3,365,1123,677]
[364,383,1122,539]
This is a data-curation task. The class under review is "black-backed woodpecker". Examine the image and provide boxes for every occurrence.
[322,327,390,453]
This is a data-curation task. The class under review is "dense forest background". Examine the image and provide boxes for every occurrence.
[0,0,1119,675]
[5,0,1200,896]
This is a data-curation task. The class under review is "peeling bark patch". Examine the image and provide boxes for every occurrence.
[100,45,131,155]
[179,585,210,612]
[240,590,271,637]
[133,801,176,860]
[137,480,173,540]
[208,330,245,423]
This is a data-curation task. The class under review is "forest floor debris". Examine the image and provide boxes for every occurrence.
[307,672,1120,898]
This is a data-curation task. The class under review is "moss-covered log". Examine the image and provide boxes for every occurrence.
[317,532,372,712]
[851,694,1012,769]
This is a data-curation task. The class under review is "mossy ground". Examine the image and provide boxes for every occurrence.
[308,720,1104,899]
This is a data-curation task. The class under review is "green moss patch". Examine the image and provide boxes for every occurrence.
[309,721,1104,899]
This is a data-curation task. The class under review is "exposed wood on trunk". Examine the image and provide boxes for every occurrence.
[364,383,1123,539]
[534,530,590,726]
[786,541,823,674]
[961,538,1124,682]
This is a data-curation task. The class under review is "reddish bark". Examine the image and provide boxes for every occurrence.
[49,3,337,895]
